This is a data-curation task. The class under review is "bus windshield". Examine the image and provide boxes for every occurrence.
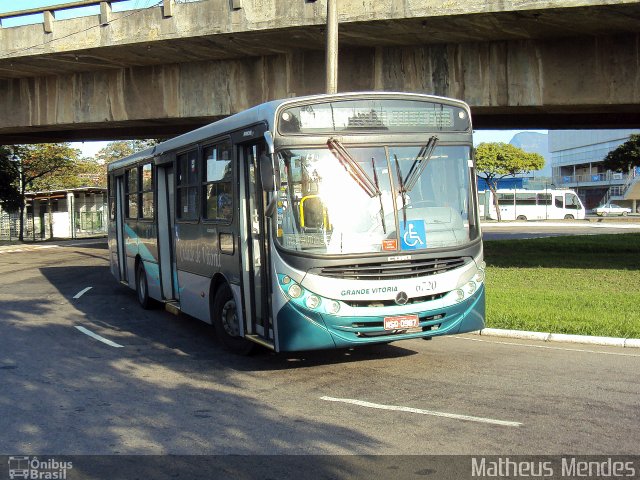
[275,144,478,255]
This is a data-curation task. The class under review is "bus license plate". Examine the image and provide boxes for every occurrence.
[384,314,419,330]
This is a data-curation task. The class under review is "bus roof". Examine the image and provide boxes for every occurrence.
[108,91,470,172]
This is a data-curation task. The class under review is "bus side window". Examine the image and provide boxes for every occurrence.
[555,196,563,209]
[177,150,199,221]
[203,141,233,222]
[565,193,579,210]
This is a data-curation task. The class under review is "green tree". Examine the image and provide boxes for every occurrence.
[602,134,640,173]
[12,143,80,241]
[95,140,158,165]
[475,142,545,221]
[31,159,106,190]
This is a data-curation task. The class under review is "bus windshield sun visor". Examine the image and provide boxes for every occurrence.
[327,138,380,198]
[403,136,438,192]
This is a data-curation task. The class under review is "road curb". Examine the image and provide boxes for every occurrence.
[472,328,640,348]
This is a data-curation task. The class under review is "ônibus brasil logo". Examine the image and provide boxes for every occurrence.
[7,457,73,480]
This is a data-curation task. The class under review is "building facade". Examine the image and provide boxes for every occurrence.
[550,130,640,211]
[0,187,107,241]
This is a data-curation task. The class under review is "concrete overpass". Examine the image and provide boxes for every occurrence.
[1,0,640,144]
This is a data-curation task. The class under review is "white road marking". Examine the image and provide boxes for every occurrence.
[451,336,640,358]
[74,326,124,348]
[73,287,93,299]
[320,396,522,427]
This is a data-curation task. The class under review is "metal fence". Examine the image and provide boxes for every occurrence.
[0,207,107,242]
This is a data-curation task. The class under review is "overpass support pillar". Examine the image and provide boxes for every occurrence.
[163,0,174,18]
[100,2,112,25]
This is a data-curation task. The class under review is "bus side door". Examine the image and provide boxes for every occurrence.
[239,139,272,342]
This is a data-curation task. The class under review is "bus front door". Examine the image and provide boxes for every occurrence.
[240,141,272,343]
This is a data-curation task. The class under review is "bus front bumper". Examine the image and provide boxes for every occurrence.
[276,285,485,352]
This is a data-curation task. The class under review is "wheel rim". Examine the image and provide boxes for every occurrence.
[221,299,240,337]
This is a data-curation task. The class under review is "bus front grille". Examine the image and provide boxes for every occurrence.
[319,257,468,280]
[344,292,447,308]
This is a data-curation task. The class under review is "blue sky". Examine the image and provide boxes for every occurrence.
[0,0,159,26]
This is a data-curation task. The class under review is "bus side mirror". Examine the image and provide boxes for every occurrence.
[260,153,274,191]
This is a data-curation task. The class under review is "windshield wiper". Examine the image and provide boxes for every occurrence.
[403,136,438,192]
[394,154,407,227]
[327,138,380,198]
[371,157,386,234]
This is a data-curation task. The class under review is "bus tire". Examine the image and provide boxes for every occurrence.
[564,214,575,220]
[516,215,527,221]
[213,284,254,355]
[136,261,153,310]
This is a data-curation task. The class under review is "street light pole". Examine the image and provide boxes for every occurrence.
[326,0,338,94]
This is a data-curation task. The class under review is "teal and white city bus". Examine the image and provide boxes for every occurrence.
[108,92,485,353]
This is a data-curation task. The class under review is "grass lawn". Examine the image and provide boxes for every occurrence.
[483,233,640,338]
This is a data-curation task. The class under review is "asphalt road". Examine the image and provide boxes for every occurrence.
[0,240,639,464]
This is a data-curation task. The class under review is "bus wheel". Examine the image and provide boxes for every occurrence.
[136,262,153,309]
[564,214,575,220]
[213,284,254,355]
[516,215,527,221]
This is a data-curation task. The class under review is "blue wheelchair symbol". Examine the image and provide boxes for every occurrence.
[400,220,426,250]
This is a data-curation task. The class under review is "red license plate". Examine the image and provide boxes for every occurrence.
[383,314,419,330]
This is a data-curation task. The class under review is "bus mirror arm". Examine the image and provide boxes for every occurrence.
[264,131,275,154]
[265,197,277,217]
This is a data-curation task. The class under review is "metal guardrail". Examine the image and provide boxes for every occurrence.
[553,172,628,185]
[0,0,131,21]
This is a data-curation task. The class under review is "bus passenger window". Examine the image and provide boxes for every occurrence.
[126,167,138,219]
[177,150,199,220]
[141,163,154,219]
[565,193,580,209]
[203,141,233,222]
[555,196,563,209]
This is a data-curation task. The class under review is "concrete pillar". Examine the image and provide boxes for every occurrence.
[163,0,174,18]
[100,2,112,26]
[67,192,74,238]
[326,0,338,94]
[43,11,55,34]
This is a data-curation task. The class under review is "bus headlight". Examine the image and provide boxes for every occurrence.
[454,289,465,303]
[474,269,485,283]
[325,300,341,314]
[288,284,303,299]
[305,295,321,309]
[278,274,343,314]
[465,281,477,296]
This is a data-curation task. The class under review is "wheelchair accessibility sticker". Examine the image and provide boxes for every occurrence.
[400,220,426,250]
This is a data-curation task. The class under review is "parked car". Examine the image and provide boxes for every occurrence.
[593,203,632,216]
